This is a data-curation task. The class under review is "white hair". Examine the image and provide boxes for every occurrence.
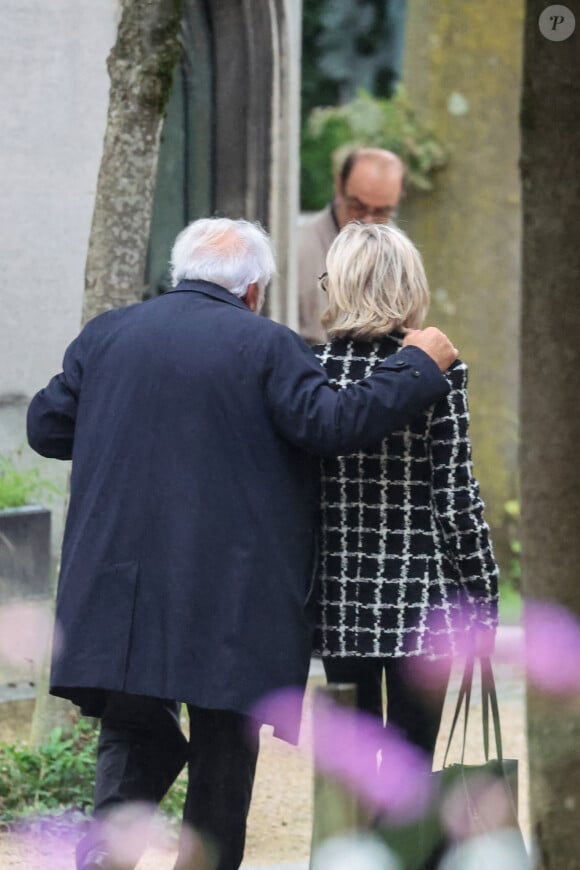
[170,217,276,307]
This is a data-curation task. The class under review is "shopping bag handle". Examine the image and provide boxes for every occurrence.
[443,655,504,767]
[481,655,504,761]
[443,655,473,766]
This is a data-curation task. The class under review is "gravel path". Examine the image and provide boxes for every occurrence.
[0,638,528,868]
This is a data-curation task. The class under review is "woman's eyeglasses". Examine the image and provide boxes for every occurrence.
[318,272,328,292]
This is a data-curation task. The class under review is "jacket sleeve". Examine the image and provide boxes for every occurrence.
[428,361,499,629]
[26,329,86,460]
[263,325,451,456]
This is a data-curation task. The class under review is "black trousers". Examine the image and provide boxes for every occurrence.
[322,656,451,757]
[77,692,259,870]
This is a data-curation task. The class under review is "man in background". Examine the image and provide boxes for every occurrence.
[298,147,405,343]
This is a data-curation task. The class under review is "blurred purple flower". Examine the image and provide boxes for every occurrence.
[252,686,309,746]
[254,687,432,823]
[440,774,516,842]
[101,803,176,865]
[493,624,525,665]
[408,597,580,697]
[11,811,86,869]
[523,600,580,694]
[0,602,61,669]
[397,654,452,695]
[11,805,179,869]
[312,697,433,823]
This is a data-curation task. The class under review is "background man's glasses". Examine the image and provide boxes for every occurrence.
[343,195,397,222]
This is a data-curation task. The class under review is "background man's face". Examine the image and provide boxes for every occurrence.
[335,159,404,229]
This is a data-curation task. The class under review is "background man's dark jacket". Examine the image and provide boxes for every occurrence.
[27,280,448,742]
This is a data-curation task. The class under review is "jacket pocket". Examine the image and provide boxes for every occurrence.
[55,560,139,689]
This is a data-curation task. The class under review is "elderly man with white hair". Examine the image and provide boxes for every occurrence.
[27,217,457,870]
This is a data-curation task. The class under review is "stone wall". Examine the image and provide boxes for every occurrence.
[0,0,118,545]
[401,0,524,570]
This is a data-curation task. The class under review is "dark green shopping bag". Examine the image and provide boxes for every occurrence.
[376,657,527,870]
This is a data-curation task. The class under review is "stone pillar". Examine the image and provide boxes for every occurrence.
[0,0,118,548]
[267,0,302,329]
[401,1,524,568]
[211,0,301,328]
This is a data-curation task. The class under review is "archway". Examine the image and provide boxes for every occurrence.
[146,0,301,325]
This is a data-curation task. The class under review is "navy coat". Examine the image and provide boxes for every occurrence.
[27,280,449,742]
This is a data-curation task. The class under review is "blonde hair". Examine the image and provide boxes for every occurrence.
[321,222,430,340]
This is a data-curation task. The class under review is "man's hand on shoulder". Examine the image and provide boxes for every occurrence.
[402,327,458,372]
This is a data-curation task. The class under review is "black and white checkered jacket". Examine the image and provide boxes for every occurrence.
[313,335,499,659]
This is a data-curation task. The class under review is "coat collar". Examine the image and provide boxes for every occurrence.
[169,279,250,311]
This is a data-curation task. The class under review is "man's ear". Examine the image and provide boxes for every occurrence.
[243,282,260,312]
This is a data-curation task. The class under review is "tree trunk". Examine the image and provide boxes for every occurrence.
[83,0,185,322]
[31,0,185,746]
[520,2,580,867]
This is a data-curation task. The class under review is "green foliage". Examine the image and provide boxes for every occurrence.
[301,0,402,122]
[499,581,522,624]
[159,771,187,822]
[0,716,187,827]
[300,88,447,211]
[504,499,521,588]
[301,0,341,121]
[0,452,59,510]
[498,499,522,623]
[0,719,97,822]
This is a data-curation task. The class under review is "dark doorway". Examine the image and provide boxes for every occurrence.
[145,0,215,297]
[145,0,290,322]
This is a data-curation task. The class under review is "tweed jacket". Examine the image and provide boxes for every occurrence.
[313,334,499,660]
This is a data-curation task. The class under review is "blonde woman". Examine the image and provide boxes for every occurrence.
[313,221,499,759]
